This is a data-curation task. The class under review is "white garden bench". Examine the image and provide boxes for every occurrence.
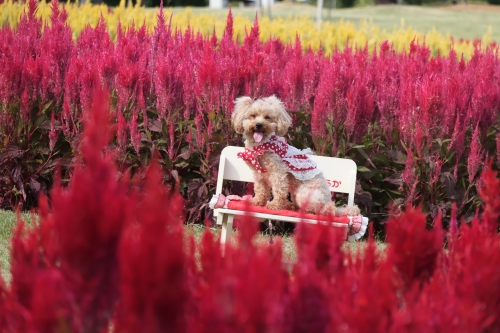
[214,146,359,246]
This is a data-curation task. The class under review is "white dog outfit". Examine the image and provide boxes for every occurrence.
[237,134,322,181]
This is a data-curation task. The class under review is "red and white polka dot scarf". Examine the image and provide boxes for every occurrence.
[237,135,322,181]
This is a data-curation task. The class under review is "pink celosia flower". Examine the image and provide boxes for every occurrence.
[49,110,57,151]
[467,124,483,183]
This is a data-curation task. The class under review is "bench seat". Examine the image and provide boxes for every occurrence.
[213,146,364,246]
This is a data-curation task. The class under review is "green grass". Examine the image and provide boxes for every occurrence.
[168,2,500,42]
[0,210,34,283]
[0,210,16,282]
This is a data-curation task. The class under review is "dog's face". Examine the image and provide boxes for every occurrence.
[231,96,292,145]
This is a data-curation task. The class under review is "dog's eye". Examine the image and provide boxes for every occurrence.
[250,114,256,118]
[265,116,270,120]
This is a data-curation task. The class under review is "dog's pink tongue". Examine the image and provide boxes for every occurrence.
[254,132,264,143]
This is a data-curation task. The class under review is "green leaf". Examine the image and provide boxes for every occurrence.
[210,134,224,144]
[35,115,47,128]
[371,153,390,165]
[41,101,53,114]
[175,161,189,168]
[163,155,172,170]
[178,120,195,126]
[357,166,371,173]
[208,111,216,122]
[385,149,407,164]
[155,139,167,145]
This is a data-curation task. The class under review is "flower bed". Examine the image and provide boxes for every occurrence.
[0,0,499,229]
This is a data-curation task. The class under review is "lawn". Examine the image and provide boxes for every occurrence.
[0,210,34,283]
[170,2,500,42]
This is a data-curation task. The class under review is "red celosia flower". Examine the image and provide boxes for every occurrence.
[329,226,398,332]
[386,206,443,290]
[45,88,130,332]
[445,212,500,331]
[115,160,191,333]
[39,0,72,105]
[29,269,70,332]
[193,210,286,333]
[478,159,500,233]
[49,110,58,151]
[129,107,141,154]
[467,123,483,183]
[496,132,500,167]
[402,148,415,187]
[430,157,443,187]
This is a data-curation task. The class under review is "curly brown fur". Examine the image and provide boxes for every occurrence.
[232,95,360,216]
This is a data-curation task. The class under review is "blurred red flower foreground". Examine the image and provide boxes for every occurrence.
[1,87,500,333]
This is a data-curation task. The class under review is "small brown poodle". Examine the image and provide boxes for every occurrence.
[231,95,360,216]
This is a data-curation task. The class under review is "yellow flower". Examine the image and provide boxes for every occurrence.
[0,0,493,59]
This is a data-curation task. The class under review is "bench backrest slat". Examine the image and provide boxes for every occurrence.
[216,146,357,207]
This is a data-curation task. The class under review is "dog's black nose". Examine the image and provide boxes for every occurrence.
[256,123,263,129]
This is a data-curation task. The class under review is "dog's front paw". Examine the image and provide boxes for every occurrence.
[250,197,267,206]
[266,200,287,211]
[283,201,297,211]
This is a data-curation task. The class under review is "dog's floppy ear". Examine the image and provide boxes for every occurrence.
[232,96,252,134]
[264,95,291,136]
